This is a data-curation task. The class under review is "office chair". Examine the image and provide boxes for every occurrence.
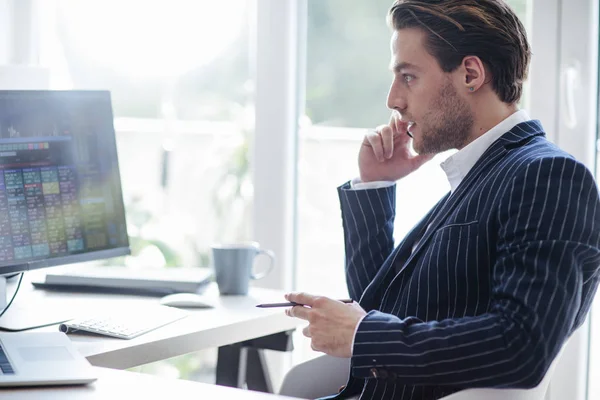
[279,328,576,400]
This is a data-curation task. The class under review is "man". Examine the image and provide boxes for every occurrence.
[284,1,600,399]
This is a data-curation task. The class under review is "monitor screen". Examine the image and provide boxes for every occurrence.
[0,90,130,275]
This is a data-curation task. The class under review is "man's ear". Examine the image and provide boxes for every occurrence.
[462,56,486,92]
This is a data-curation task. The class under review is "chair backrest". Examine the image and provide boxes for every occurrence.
[439,330,573,400]
[280,331,574,400]
[279,338,566,400]
[279,354,350,399]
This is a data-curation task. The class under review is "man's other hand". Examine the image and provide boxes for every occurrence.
[284,292,367,358]
[358,111,433,182]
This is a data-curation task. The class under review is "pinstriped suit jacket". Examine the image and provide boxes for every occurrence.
[334,120,600,400]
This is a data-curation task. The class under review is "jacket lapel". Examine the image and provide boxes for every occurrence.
[359,192,450,309]
[386,120,546,290]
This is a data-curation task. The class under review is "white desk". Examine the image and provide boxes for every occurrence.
[20,282,299,369]
[2,367,299,399]
[2,274,302,393]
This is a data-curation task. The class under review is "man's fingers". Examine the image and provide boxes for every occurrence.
[302,325,311,338]
[390,111,401,135]
[391,111,408,136]
[365,130,385,162]
[285,291,317,307]
[286,305,311,321]
[379,126,394,159]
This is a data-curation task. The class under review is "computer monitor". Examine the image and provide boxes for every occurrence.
[0,90,130,321]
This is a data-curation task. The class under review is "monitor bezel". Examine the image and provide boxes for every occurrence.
[0,90,131,276]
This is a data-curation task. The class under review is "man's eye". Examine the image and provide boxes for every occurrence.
[403,74,414,83]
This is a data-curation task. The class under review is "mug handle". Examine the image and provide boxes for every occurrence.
[251,249,275,280]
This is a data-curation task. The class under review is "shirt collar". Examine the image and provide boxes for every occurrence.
[440,109,530,192]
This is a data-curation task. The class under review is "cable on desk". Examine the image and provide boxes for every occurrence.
[0,273,24,319]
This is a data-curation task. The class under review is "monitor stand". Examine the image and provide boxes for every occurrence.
[0,275,73,331]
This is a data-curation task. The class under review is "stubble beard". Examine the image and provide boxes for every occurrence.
[414,81,474,154]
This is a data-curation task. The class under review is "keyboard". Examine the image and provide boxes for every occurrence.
[58,305,189,340]
[0,343,14,374]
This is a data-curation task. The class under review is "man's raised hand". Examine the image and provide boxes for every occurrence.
[358,111,433,182]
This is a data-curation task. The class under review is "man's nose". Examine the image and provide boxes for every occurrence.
[387,96,407,114]
[386,81,407,111]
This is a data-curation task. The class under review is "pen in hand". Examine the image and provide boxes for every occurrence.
[255,299,354,308]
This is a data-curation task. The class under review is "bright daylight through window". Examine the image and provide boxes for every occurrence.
[40,0,254,382]
[34,1,599,398]
[296,0,530,297]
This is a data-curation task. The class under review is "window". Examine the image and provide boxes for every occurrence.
[549,1,599,400]
[39,0,255,384]
[294,0,542,366]
[41,0,255,269]
[589,37,600,400]
[296,3,600,398]
[296,0,532,299]
[592,153,600,395]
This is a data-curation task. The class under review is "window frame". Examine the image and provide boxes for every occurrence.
[251,0,305,292]
[548,0,599,399]
[284,0,597,398]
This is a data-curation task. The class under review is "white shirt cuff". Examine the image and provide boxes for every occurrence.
[350,177,395,190]
[350,314,367,356]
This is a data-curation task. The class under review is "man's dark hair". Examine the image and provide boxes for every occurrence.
[388,0,531,104]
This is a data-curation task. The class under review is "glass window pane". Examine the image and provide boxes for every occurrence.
[42,0,255,269]
[39,0,255,386]
[304,0,531,128]
[296,0,533,358]
[305,1,392,128]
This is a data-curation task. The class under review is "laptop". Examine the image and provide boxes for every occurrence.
[0,332,97,387]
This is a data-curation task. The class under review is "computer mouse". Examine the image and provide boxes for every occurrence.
[159,293,214,309]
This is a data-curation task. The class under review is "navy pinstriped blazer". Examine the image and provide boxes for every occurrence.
[334,120,600,400]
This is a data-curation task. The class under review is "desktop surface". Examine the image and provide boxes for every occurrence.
[7,272,300,369]
[2,366,298,400]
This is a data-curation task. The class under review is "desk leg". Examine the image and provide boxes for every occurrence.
[245,348,273,393]
[216,330,294,393]
[216,346,271,392]
[216,344,247,388]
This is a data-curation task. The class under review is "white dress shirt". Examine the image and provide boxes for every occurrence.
[347,109,531,358]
